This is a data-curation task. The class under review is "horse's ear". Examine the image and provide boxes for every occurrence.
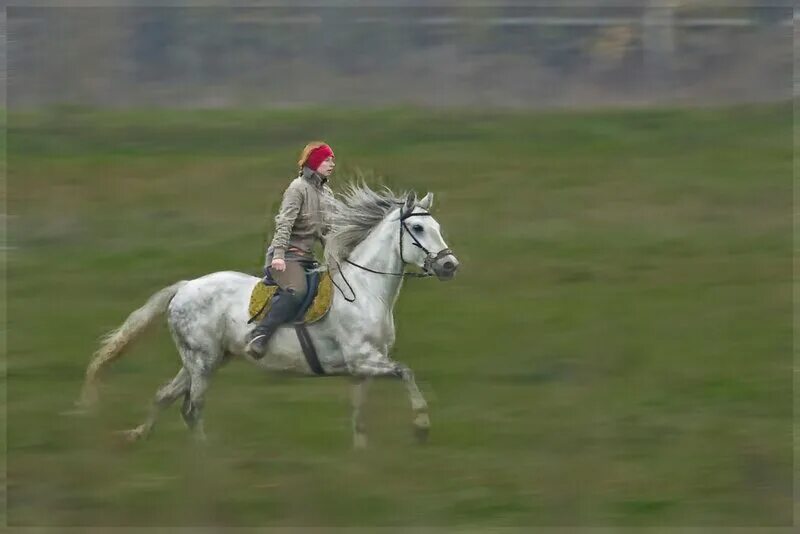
[402,191,416,215]
[418,192,434,211]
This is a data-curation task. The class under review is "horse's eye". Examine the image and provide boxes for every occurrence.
[412,224,424,233]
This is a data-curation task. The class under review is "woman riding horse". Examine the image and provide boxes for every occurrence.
[245,142,336,359]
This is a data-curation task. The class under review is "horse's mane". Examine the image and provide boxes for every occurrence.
[323,176,410,266]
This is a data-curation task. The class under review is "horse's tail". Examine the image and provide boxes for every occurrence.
[76,280,189,411]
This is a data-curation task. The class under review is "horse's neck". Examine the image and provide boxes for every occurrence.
[343,215,404,309]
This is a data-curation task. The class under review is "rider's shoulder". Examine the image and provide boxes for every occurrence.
[286,176,307,193]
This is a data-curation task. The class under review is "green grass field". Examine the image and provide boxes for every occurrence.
[7,105,793,526]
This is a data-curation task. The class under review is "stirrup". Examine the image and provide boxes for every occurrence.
[245,334,268,359]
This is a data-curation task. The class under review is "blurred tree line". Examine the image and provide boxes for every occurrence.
[7,2,793,108]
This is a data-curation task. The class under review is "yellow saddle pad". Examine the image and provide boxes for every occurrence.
[248,272,333,324]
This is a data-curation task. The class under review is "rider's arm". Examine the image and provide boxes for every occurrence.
[320,184,334,243]
[270,184,304,260]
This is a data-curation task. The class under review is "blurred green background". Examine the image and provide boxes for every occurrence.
[7,104,793,526]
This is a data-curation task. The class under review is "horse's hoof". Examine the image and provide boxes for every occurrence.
[413,413,430,444]
[353,433,368,450]
[60,406,92,418]
[413,425,430,444]
[114,425,146,443]
[62,396,98,418]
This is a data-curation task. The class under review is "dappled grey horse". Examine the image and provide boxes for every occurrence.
[77,185,459,447]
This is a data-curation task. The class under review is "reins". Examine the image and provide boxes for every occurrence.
[328,209,452,303]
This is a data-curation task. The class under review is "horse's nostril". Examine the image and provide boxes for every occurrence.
[443,261,454,271]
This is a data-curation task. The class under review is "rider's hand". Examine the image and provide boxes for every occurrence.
[271,258,286,272]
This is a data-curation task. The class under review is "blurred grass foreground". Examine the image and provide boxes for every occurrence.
[6,105,793,526]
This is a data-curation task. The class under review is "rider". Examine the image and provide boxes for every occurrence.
[245,141,335,359]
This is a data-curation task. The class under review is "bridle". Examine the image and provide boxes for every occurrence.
[330,208,453,302]
[349,209,454,277]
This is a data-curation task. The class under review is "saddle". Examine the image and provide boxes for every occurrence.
[247,269,333,375]
[247,270,333,325]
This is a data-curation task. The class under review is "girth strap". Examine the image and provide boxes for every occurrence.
[295,323,325,375]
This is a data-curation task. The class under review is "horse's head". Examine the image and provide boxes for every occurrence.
[399,191,460,281]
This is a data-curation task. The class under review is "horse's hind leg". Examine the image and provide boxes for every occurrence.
[177,344,225,442]
[118,367,190,442]
[169,309,225,441]
[180,369,212,442]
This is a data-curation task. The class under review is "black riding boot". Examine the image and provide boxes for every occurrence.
[245,290,304,359]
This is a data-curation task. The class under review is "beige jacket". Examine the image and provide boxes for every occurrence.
[268,167,333,261]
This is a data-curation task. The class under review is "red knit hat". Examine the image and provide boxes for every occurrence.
[304,144,335,171]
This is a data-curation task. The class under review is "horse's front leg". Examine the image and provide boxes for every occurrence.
[349,357,430,444]
[398,365,430,443]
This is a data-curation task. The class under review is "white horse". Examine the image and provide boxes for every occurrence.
[77,184,459,448]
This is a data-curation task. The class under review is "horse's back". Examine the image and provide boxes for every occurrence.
[171,270,257,302]
[168,271,259,336]
[189,270,259,286]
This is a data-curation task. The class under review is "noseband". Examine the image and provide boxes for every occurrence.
[398,211,454,275]
[331,209,453,302]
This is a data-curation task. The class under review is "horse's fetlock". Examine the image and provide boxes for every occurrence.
[394,364,410,379]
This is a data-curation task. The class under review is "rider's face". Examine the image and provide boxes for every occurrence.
[316,156,336,177]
